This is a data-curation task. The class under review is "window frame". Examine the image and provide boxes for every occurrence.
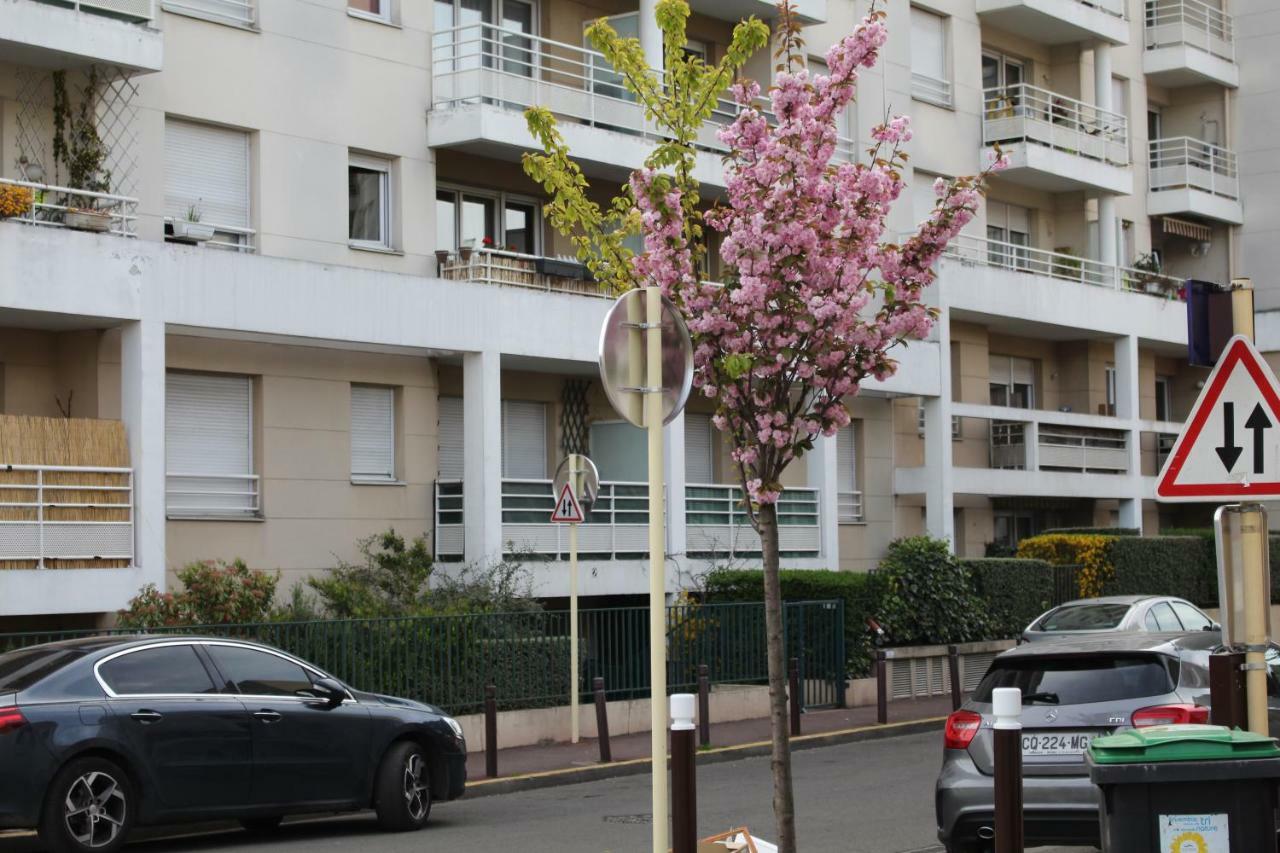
[1155,375,1172,422]
[349,0,394,25]
[348,152,394,251]
[436,183,543,256]
[350,383,398,484]
[95,643,220,697]
[165,371,258,520]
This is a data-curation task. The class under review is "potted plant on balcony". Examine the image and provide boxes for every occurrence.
[1128,251,1166,294]
[434,249,452,270]
[0,184,33,220]
[52,70,114,233]
[172,201,216,243]
[459,238,475,263]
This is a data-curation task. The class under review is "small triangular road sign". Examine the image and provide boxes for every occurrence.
[550,481,585,523]
[1157,335,1280,502]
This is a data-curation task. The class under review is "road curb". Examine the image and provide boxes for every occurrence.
[463,716,946,799]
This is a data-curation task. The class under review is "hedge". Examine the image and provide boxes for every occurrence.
[1042,527,1140,537]
[1102,536,1215,605]
[964,558,1055,638]
[703,569,888,678]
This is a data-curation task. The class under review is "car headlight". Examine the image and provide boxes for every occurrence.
[444,716,464,741]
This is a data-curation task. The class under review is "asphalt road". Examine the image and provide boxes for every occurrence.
[1,732,1094,853]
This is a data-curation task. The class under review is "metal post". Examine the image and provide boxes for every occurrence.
[1240,504,1270,735]
[36,467,45,569]
[875,650,888,725]
[697,664,711,748]
[1209,650,1247,729]
[948,645,963,711]
[570,455,580,745]
[484,684,498,778]
[788,657,801,737]
[670,694,697,853]
[645,283,668,853]
[594,676,612,763]
[992,687,1024,853]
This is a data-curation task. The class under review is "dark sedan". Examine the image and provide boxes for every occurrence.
[0,636,467,853]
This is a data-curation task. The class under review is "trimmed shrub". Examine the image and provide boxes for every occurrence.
[1016,533,1117,597]
[118,559,279,629]
[1103,536,1215,606]
[965,558,1055,638]
[876,537,992,647]
[1042,527,1140,537]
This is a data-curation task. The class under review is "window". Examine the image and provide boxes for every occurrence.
[501,400,547,479]
[590,421,647,481]
[0,647,86,692]
[684,413,714,484]
[349,0,391,22]
[837,423,863,523]
[1147,108,1163,144]
[588,12,638,100]
[910,8,951,107]
[982,51,1025,117]
[351,385,396,482]
[1146,601,1182,631]
[164,118,251,251]
[1110,76,1128,122]
[993,510,1036,548]
[436,186,540,255]
[974,655,1175,706]
[911,172,941,228]
[1039,604,1130,631]
[349,153,392,250]
[205,645,315,697]
[166,372,256,517]
[986,200,1031,267]
[989,355,1035,409]
[99,646,218,696]
[1105,365,1117,416]
[1155,376,1172,421]
[438,396,465,479]
[1170,601,1213,632]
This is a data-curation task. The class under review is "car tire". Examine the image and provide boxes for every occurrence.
[373,741,432,832]
[240,816,284,835]
[38,756,135,853]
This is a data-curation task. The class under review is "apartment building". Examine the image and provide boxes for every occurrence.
[0,0,1259,627]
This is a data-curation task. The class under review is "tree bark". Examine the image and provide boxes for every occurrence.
[759,502,797,852]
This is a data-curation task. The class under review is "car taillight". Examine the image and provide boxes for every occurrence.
[1132,704,1209,728]
[0,707,26,734]
[944,710,983,750]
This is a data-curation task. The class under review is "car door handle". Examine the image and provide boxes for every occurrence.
[130,710,163,724]
[253,709,282,724]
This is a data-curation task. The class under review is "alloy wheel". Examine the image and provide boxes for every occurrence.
[63,771,126,849]
[402,753,429,821]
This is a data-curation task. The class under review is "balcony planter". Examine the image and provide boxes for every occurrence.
[536,256,589,279]
[435,249,451,269]
[64,209,112,233]
[171,220,216,242]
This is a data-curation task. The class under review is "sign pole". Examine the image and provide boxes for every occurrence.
[1240,503,1270,735]
[646,283,668,853]
[569,454,580,745]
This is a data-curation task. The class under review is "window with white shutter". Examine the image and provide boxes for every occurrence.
[910,8,951,106]
[684,413,713,484]
[351,385,396,481]
[166,372,257,517]
[502,401,547,479]
[164,118,251,250]
[438,396,465,479]
[837,423,863,523]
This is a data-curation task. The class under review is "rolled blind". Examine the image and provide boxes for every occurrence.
[502,401,547,479]
[164,118,250,228]
[684,413,713,484]
[438,396,464,479]
[351,385,395,480]
[910,8,946,80]
[166,372,253,515]
[837,423,857,493]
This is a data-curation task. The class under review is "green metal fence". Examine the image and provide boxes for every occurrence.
[0,600,844,715]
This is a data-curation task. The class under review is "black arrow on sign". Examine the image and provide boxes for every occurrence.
[1216,401,1243,472]
[1246,403,1273,474]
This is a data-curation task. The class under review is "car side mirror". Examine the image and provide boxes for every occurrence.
[1206,623,1221,632]
[311,677,347,708]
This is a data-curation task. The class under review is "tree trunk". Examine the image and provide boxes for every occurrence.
[759,502,797,852]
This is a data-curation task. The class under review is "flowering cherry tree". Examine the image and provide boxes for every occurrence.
[525,2,999,848]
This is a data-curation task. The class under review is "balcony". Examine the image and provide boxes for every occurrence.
[983,84,1132,195]
[1148,137,1242,225]
[428,24,856,190]
[975,0,1128,46]
[686,484,820,559]
[1144,0,1237,88]
[0,179,138,238]
[2,0,162,74]
[0,463,134,568]
[991,421,1129,473]
[686,0,826,24]
[161,0,256,28]
[439,249,609,299]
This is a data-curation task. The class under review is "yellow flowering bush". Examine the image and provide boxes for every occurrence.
[1016,533,1117,598]
[0,185,33,219]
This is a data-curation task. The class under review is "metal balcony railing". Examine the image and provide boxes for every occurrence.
[166,472,260,518]
[1145,0,1234,62]
[0,178,137,238]
[0,464,134,567]
[983,83,1129,168]
[431,24,858,165]
[164,217,257,252]
[837,490,864,524]
[988,422,1129,473]
[440,249,608,298]
[1149,136,1239,200]
[160,0,254,26]
[33,0,154,23]
[911,72,953,108]
[686,483,820,558]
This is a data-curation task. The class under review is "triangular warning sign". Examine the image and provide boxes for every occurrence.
[550,482,585,523]
[1157,335,1280,502]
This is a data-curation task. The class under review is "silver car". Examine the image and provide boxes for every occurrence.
[934,631,1279,853]
[1019,595,1219,643]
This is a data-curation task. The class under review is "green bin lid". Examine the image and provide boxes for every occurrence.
[1089,724,1280,764]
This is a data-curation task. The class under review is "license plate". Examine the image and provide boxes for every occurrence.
[1021,731,1093,757]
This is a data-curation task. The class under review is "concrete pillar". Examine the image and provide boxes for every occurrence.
[463,350,503,564]
[1114,334,1145,534]
[806,433,840,566]
[639,0,662,70]
[924,313,955,546]
[1093,42,1118,271]
[119,295,165,585]
[664,413,687,565]
[1024,419,1040,472]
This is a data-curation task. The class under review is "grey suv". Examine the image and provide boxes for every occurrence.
[935,631,1280,852]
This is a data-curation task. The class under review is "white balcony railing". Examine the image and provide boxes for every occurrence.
[1145,0,1234,62]
[686,483,820,557]
[0,179,137,238]
[164,217,257,253]
[440,249,608,298]
[911,72,953,108]
[989,423,1129,473]
[431,24,858,165]
[34,0,154,23]
[1082,0,1126,18]
[166,472,260,518]
[0,464,134,567]
[837,490,864,524]
[1149,137,1239,200]
[161,0,254,27]
[983,83,1129,168]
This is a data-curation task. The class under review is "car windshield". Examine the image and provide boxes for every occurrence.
[0,646,85,692]
[1038,603,1131,631]
[973,654,1176,705]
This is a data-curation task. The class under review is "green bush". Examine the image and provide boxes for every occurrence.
[965,558,1055,638]
[118,559,279,629]
[1042,527,1140,536]
[1103,536,1216,606]
[877,537,991,646]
